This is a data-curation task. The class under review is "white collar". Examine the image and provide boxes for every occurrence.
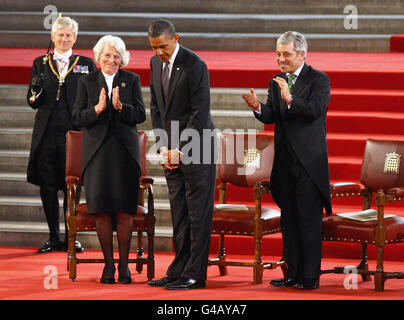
[164,42,180,68]
[53,49,72,62]
[102,71,116,82]
[287,62,304,78]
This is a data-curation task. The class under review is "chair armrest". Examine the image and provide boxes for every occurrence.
[140,175,154,186]
[330,182,363,197]
[65,175,80,218]
[254,179,271,200]
[66,175,80,186]
[386,187,404,200]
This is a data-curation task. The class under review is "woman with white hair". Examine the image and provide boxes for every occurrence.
[27,16,96,254]
[72,35,146,284]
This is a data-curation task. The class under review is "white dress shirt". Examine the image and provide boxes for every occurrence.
[53,49,72,79]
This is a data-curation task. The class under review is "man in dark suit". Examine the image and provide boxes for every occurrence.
[147,19,217,290]
[27,16,96,253]
[243,31,331,290]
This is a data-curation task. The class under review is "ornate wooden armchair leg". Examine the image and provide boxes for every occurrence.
[68,226,77,282]
[217,232,228,276]
[66,182,78,281]
[136,232,144,274]
[358,243,371,281]
[374,190,387,292]
[147,232,155,281]
[253,229,264,284]
[253,216,264,284]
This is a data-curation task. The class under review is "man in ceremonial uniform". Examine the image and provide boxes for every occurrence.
[27,16,96,253]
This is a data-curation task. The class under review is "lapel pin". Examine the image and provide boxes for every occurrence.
[121,82,126,88]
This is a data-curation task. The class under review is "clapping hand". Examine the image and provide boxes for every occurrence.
[242,88,260,112]
[112,86,122,111]
[273,77,292,105]
[95,87,107,115]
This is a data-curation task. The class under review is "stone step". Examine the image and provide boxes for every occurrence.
[0,220,174,251]
[0,85,267,111]
[0,30,391,52]
[0,150,29,173]
[0,172,170,200]
[0,196,173,227]
[1,12,403,34]
[2,0,401,14]
[0,109,264,149]
[0,149,165,177]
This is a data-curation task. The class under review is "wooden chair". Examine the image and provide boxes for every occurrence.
[208,131,285,284]
[321,139,404,291]
[65,130,155,282]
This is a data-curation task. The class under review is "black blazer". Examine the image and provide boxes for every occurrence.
[149,45,216,172]
[72,69,146,174]
[255,63,332,215]
[26,53,97,185]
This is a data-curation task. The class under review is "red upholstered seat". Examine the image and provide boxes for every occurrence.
[323,215,404,244]
[212,207,281,236]
[75,203,151,232]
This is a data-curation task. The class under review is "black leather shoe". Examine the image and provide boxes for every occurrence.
[38,241,64,253]
[100,266,116,284]
[270,277,299,287]
[118,265,132,284]
[164,277,206,290]
[74,240,85,253]
[294,279,320,290]
[63,241,85,253]
[147,275,177,287]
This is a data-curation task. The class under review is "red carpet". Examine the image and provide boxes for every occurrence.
[1,247,403,301]
[3,48,404,89]
[391,34,404,52]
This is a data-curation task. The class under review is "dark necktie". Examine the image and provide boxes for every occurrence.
[161,61,170,103]
[287,73,297,93]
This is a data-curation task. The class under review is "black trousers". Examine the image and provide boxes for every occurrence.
[280,159,323,281]
[164,164,216,282]
[35,127,68,245]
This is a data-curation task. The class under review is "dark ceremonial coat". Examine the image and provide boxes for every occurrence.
[26,53,96,186]
[72,69,146,176]
[254,63,332,215]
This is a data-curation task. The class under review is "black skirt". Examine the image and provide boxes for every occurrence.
[83,133,140,215]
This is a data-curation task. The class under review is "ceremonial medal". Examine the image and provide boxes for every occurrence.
[48,55,80,100]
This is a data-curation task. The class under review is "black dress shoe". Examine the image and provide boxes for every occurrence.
[74,240,85,253]
[63,241,85,253]
[118,265,132,284]
[100,266,116,284]
[270,277,299,287]
[294,279,320,290]
[164,277,206,290]
[147,275,177,287]
[38,241,64,253]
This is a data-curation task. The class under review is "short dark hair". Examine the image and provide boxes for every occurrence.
[148,19,176,38]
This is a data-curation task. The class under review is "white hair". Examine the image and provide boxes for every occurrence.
[277,31,308,58]
[93,35,130,67]
[51,16,78,36]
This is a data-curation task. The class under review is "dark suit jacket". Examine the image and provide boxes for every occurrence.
[149,45,216,172]
[72,69,146,174]
[26,53,97,186]
[255,63,332,215]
